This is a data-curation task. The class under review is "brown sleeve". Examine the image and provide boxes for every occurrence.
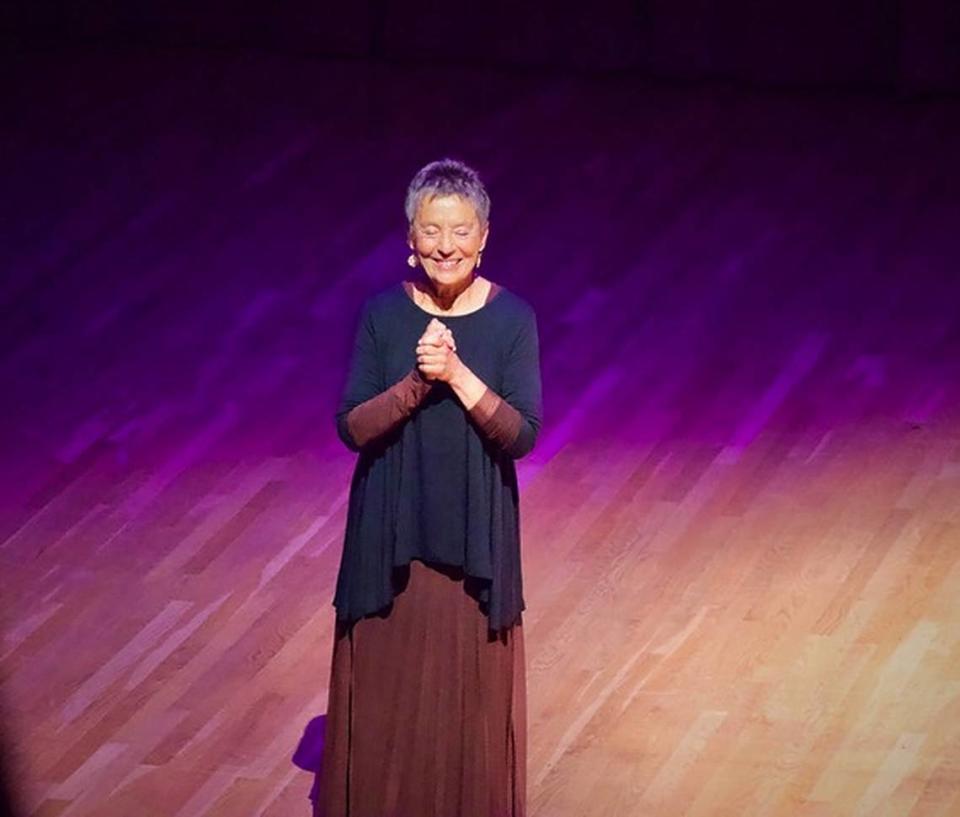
[344,368,432,449]
[467,387,523,451]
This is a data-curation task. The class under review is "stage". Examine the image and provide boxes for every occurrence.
[2,44,959,816]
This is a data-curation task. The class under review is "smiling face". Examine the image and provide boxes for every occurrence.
[408,194,489,291]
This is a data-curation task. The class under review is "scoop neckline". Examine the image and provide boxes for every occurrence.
[400,280,504,318]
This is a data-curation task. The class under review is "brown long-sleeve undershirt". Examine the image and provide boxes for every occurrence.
[343,370,524,453]
[343,368,432,450]
[464,388,524,452]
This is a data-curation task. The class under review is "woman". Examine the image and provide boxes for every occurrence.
[317,158,543,817]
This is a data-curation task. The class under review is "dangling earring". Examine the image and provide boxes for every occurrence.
[476,250,483,269]
[407,253,418,268]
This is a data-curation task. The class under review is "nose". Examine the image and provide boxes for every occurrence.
[438,232,455,254]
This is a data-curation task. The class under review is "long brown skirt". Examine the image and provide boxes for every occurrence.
[316,559,527,817]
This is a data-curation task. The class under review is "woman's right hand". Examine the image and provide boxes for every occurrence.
[417,319,457,381]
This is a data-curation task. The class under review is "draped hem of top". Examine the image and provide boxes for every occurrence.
[332,423,525,633]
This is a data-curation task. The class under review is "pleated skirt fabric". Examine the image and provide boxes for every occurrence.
[315,559,527,817]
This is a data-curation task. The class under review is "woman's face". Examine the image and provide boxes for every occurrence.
[408,194,488,290]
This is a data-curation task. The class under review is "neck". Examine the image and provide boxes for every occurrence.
[417,273,480,312]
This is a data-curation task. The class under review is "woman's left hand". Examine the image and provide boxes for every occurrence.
[416,331,462,383]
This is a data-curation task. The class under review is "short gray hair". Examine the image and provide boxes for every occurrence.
[405,158,491,228]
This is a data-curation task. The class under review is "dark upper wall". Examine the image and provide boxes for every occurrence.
[3,1,959,95]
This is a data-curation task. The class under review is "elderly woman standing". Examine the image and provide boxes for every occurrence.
[316,158,543,817]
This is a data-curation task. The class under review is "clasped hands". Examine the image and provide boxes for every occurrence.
[416,318,462,384]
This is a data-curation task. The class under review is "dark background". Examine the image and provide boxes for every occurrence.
[3,1,960,96]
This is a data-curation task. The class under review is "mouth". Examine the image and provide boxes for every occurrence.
[433,258,462,272]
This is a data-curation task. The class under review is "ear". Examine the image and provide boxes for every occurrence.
[480,221,490,252]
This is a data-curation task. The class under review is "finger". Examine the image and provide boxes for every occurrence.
[419,354,452,369]
[417,334,443,349]
[417,344,450,356]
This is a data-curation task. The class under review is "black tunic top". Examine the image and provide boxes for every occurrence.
[333,282,543,632]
